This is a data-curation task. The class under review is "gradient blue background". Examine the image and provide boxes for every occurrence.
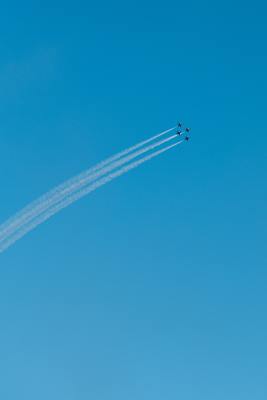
[1,1,266,398]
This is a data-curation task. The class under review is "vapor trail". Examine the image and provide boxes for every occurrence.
[0,127,175,240]
[0,133,177,241]
[0,141,182,253]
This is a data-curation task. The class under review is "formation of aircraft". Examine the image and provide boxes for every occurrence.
[176,122,191,141]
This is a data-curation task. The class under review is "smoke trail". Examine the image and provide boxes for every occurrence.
[0,141,183,253]
[0,127,175,239]
[0,133,177,241]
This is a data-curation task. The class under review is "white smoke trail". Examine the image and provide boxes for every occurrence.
[0,127,175,240]
[0,140,183,253]
[0,133,177,241]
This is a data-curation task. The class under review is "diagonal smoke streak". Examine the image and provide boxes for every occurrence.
[0,132,177,240]
[0,140,183,253]
[0,127,175,240]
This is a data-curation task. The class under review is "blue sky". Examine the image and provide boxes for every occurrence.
[0,0,267,398]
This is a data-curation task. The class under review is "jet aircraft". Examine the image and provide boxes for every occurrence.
[176,122,183,135]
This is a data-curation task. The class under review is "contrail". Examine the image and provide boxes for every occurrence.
[0,140,183,253]
[0,132,177,241]
[0,127,175,240]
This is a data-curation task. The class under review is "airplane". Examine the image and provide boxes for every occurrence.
[176,122,183,135]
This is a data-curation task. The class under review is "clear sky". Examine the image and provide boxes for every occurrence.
[0,1,267,399]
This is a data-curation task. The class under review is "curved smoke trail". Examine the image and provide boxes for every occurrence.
[0,133,177,241]
[0,141,182,253]
[0,127,175,240]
